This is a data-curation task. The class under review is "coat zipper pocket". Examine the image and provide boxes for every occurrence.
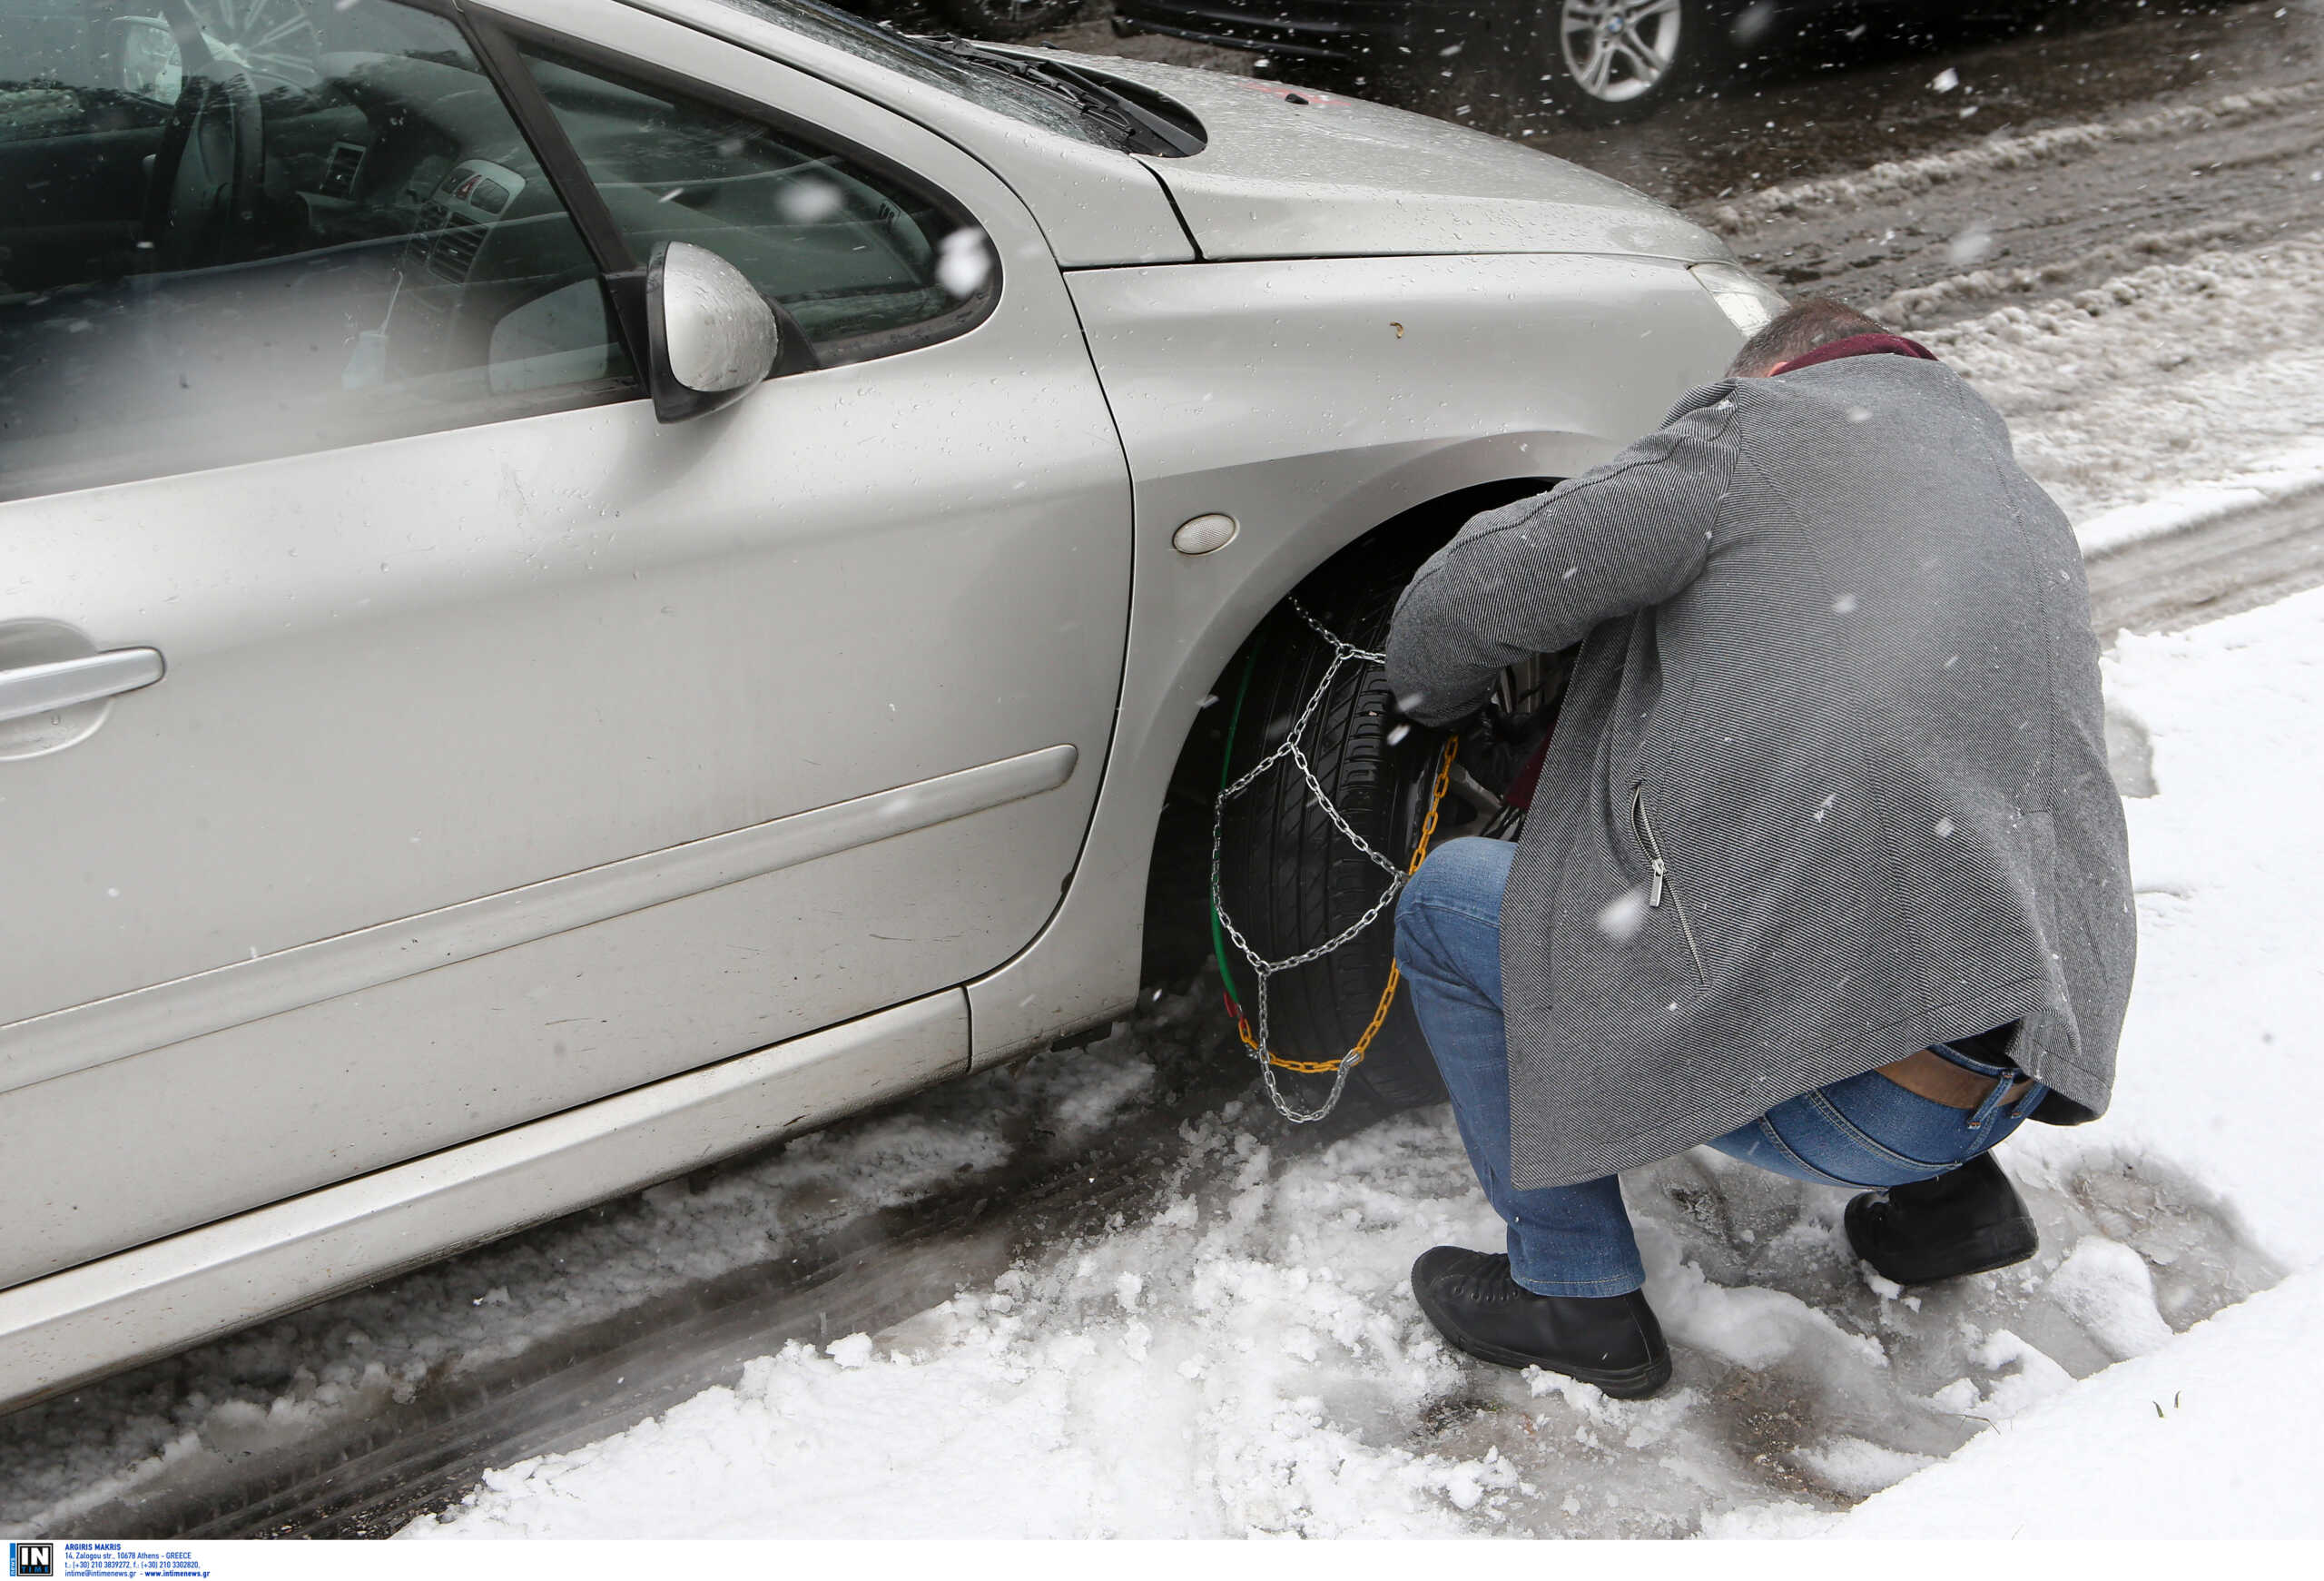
[1631,786,1709,988]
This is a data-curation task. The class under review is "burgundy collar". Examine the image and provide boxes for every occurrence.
[1770,332,1940,376]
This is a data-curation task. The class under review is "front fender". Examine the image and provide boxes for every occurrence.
[965,252,1741,1063]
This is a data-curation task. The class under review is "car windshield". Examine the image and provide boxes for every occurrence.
[694,0,1107,147]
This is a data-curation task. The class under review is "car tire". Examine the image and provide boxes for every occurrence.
[934,0,1084,42]
[1215,553,1453,1112]
[1537,0,1723,125]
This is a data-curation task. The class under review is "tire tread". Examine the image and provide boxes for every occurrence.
[1218,558,1450,1110]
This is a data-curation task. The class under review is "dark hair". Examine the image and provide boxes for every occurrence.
[1726,297,1889,377]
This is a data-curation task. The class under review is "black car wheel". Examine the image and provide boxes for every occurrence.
[1214,555,1454,1112]
[1212,543,1567,1113]
[1539,0,1718,124]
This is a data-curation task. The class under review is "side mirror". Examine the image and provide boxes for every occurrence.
[646,241,779,424]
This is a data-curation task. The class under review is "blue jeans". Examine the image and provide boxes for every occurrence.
[1392,837,2049,1298]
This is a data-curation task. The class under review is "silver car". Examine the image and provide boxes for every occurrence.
[0,0,1778,1410]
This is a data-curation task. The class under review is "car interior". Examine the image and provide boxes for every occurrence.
[0,0,980,501]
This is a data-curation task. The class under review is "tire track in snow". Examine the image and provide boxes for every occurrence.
[1702,81,2324,235]
[1699,75,2324,326]
[1874,213,2283,327]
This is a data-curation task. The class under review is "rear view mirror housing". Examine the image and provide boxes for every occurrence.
[645,241,779,423]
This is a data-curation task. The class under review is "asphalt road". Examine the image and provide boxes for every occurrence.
[11,0,2324,1539]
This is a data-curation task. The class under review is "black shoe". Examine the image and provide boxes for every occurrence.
[1409,1246,1672,1398]
[1845,1153,2039,1285]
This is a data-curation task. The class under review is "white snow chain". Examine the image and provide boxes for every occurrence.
[1209,598,1457,1123]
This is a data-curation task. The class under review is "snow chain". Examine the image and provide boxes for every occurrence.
[1209,598,1458,1123]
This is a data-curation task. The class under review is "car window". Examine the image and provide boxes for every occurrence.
[516,42,997,366]
[0,0,634,503]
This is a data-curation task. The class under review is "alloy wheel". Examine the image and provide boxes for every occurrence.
[1558,0,1687,104]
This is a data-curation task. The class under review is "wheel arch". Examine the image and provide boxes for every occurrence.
[1139,477,1556,985]
[969,248,1736,1067]
[962,467,1562,1070]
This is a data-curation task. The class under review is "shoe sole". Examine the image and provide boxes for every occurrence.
[1411,1277,1674,1400]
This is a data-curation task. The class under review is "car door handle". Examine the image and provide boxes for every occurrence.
[0,647,166,726]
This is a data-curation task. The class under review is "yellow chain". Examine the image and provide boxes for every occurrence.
[1236,734,1460,1075]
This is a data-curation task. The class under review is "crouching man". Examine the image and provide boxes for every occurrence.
[1384,299,2134,1399]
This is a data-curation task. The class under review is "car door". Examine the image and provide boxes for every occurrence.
[0,0,1130,1285]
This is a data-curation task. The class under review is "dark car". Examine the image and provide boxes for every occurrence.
[1111,1,1915,123]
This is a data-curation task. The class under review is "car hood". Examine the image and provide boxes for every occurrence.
[1049,52,1728,265]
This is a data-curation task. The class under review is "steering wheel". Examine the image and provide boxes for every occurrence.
[139,3,263,272]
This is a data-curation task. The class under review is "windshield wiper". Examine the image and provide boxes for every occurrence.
[924,38,1203,158]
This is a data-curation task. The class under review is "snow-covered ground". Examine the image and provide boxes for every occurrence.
[1925,232,2324,554]
[1740,583,2324,1537]
[402,519,2324,1537]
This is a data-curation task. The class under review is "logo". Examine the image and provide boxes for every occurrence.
[8,1545,52,1578]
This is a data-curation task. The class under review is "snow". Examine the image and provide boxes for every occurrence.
[2044,1238,2175,1361]
[1718,582,2324,1537]
[2050,588,2324,1270]
[408,1111,1518,1539]
[1726,1269,2324,1539]
[399,585,2324,1539]
[1705,81,2323,236]
[1925,234,2324,550]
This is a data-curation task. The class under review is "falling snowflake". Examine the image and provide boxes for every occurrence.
[1597,888,1649,942]
[937,228,993,298]
[1948,223,1996,266]
[776,176,844,223]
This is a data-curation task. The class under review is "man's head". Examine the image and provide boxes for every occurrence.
[1726,298,1891,379]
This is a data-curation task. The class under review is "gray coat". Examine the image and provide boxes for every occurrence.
[1386,353,2135,1189]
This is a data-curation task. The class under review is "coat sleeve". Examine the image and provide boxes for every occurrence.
[1384,398,1742,726]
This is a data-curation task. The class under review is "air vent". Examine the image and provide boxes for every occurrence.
[427,213,485,282]
[320,141,366,198]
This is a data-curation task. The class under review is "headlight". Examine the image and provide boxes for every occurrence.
[1690,261,1787,338]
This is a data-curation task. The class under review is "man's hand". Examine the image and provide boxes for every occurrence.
[1456,696,1554,806]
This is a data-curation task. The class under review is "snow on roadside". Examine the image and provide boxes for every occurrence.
[1718,581,2324,1537]
[401,1094,1900,1538]
[2053,588,2324,1269]
[1728,1268,2324,1538]
[1920,233,2324,551]
[1703,82,2324,236]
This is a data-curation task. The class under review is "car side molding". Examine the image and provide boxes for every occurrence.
[0,992,967,1413]
[0,746,1076,1099]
